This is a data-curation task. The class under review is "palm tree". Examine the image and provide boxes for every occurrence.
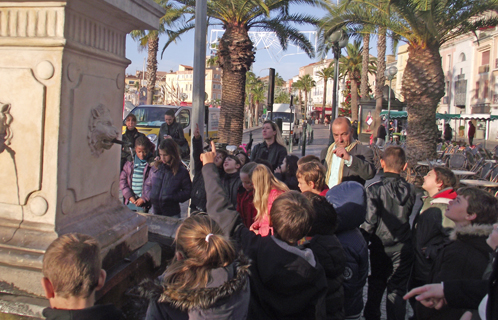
[163,0,321,145]
[374,28,386,137]
[245,72,265,127]
[299,74,316,119]
[315,62,335,122]
[275,90,291,104]
[360,32,371,101]
[319,0,498,164]
[292,79,305,116]
[339,40,376,121]
[130,0,183,105]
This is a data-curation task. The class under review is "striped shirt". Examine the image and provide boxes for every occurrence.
[132,156,147,197]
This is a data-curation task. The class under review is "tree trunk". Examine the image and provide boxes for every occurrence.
[402,45,444,166]
[373,28,386,139]
[146,33,159,105]
[360,33,370,100]
[304,90,308,119]
[322,78,328,122]
[218,25,255,145]
[350,73,359,121]
[298,89,303,117]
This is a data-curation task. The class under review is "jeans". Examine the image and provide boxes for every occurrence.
[364,237,413,320]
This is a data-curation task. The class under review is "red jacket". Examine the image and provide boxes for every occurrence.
[237,188,257,228]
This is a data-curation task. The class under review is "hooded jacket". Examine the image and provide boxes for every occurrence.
[417,224,494,320]
[203,163,328,319]
[361,172,417,250]
[326,181,369,319]
[143,163,192,216]
[144,255,251,320]
[411,188,456,284]
[43,304,125,320]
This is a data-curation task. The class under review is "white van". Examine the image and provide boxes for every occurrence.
[266,103,300,144]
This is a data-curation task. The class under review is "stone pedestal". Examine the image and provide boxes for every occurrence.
[0,0,164,297]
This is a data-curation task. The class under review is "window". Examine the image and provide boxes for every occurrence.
[129,80,135,84]
[482,50,490,65]
[218,94,221,99]
[177,109,190,129]
[475,81,480,99]
[459,53,466,62]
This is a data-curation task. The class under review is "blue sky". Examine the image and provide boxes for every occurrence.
[124,3,389,81]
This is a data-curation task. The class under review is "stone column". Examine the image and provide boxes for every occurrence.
[0,0,164,296]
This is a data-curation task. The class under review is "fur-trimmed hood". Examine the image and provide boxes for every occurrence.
[450,224,493,241]
[141,253,250,311]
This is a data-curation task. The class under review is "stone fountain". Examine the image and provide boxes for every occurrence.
[0,0,164,317]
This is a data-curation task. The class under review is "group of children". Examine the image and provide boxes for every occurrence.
[98,115,498,320]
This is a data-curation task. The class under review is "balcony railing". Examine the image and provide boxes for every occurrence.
[479,65,490,74]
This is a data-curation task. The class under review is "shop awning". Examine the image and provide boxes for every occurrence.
[378,111,498,121]
[379,110,407,119]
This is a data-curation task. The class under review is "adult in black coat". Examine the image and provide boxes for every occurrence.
[322,117,375,188]
[157,109,188,157]
[251,120,287,171]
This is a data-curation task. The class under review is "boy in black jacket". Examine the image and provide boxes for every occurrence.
[201,141,328,319]
[361,146,416,320]
[41,233,125,320]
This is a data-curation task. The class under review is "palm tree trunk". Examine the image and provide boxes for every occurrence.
[351,74,359,121]
[360,33,370,100]
[146,33,159,105]
[403,45,444,166]
[218,26,255,145]
[298,89,303,117]
[304,90,308,119]
[322,78,328,122]
[373,28,386,138]
[219,68,246,145]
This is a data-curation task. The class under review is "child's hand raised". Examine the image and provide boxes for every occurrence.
[200,141,217,165]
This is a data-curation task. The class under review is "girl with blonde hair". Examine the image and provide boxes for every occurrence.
[250,164,289,236]
[145,214,250,319]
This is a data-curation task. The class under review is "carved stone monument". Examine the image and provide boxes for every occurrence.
[0,0,164,305]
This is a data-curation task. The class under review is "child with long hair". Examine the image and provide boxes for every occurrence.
[144,215,250,319]
[143,139,191,217]
[120,135,155,212]
[250,164,289,236]
[274,154,300,191]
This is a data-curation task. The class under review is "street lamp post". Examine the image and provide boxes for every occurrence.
[328,30,349,144]
[384,66,398,141]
